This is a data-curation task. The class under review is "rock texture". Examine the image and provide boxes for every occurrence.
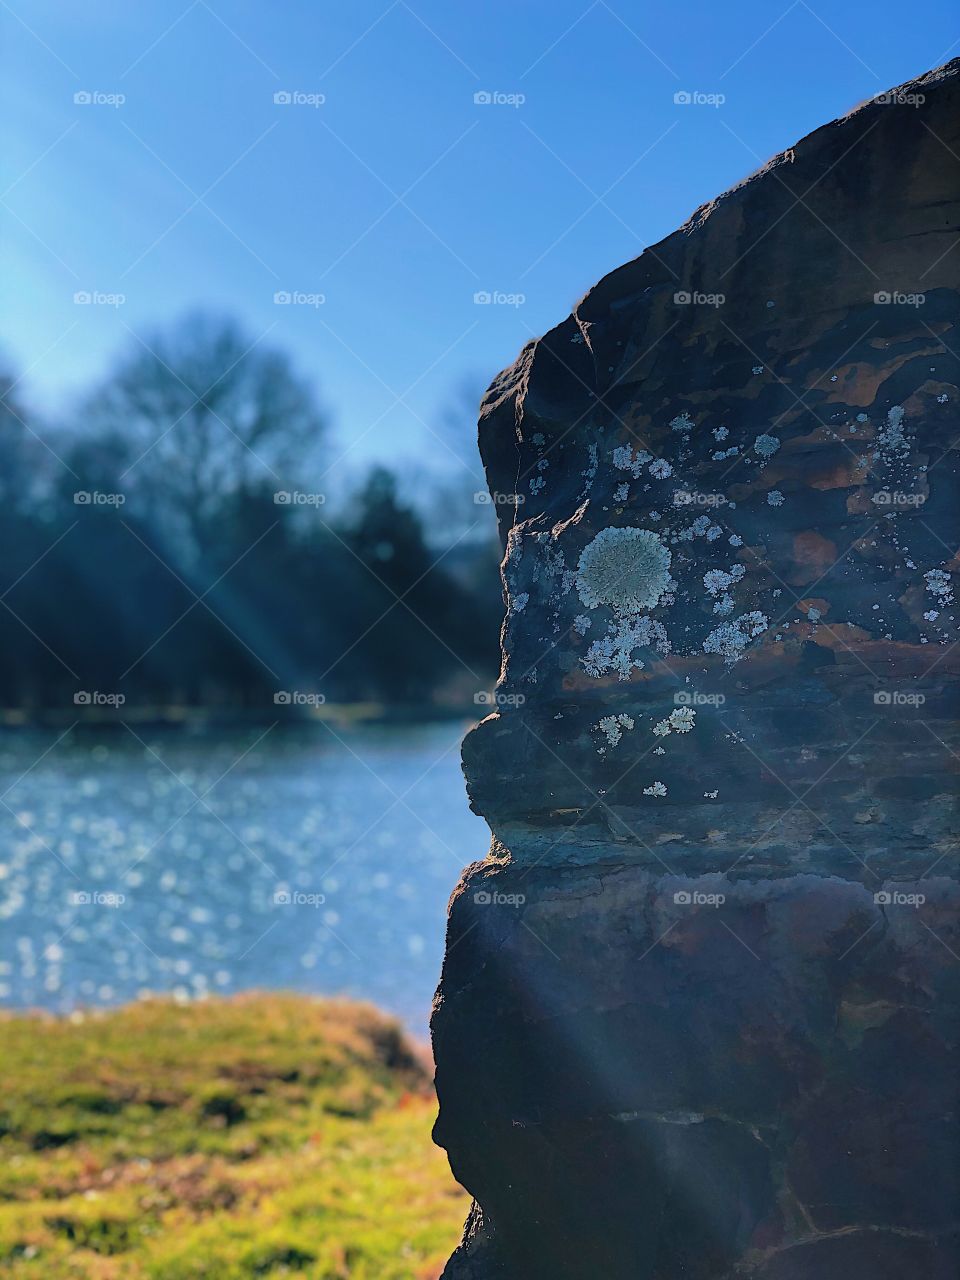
[432,63,960,1279]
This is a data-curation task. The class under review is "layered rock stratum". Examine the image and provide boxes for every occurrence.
[432,62,960,1279]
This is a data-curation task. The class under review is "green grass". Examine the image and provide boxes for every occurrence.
[0,994,467,1278]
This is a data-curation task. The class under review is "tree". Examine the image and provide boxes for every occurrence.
[79,312,327,564]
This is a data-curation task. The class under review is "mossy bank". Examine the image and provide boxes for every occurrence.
[0,994,467,1279]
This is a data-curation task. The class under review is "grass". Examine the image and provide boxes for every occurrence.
[0,994,467,1278]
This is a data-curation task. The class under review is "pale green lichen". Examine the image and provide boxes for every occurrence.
[576,527,673,614]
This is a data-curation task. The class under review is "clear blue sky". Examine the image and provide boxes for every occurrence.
[3,1,957,483]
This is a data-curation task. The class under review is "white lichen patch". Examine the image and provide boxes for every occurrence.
[613,483,629,503]
[643,780,667,796]
[511,592,530,614]
[703,565,746,597]
[582,615,670,680]
[669,413,694,433]
[713,426,729,441]
[652,707,697,737]
[572,613,592,636]
[576,527,673,613]
[612,444,653,478]
[767,490,785,506]
[753,433,781,458]
[597,713,634,750]
[877,405,908,458]
[925,569,954,604]
[703,611,769,665]
[649,458,673,479]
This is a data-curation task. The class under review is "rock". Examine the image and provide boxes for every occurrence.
[432,62,960,1279]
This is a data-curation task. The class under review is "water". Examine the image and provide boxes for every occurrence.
[0,721,488,1037]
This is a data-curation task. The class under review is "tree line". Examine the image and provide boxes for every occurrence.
[0,314,501,715]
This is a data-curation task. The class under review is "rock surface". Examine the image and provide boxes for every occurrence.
[432,63,960,1279]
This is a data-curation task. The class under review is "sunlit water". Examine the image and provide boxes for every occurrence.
[0,721,488,1036]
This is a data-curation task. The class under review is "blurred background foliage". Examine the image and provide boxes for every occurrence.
[0,314,503,716]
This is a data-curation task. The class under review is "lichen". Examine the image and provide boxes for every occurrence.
[598,713,634,749]
[652,707,697,737]
[576,527,673,613]
[924,569,953,604]
[703,565,745,597]
[767,490,784,506]
[753,433,780,458]
[582,615,670,680]
[703,611,769,665]
[612,445,652,478]
[643,780,667,796]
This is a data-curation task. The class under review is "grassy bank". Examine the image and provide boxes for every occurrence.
[0,995,467,1278]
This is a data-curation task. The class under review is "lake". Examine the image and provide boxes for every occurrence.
[0,721,488,1037]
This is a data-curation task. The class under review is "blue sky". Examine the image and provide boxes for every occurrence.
[4,1,958,485]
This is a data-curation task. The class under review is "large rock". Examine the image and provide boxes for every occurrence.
[432,62,960,1279]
